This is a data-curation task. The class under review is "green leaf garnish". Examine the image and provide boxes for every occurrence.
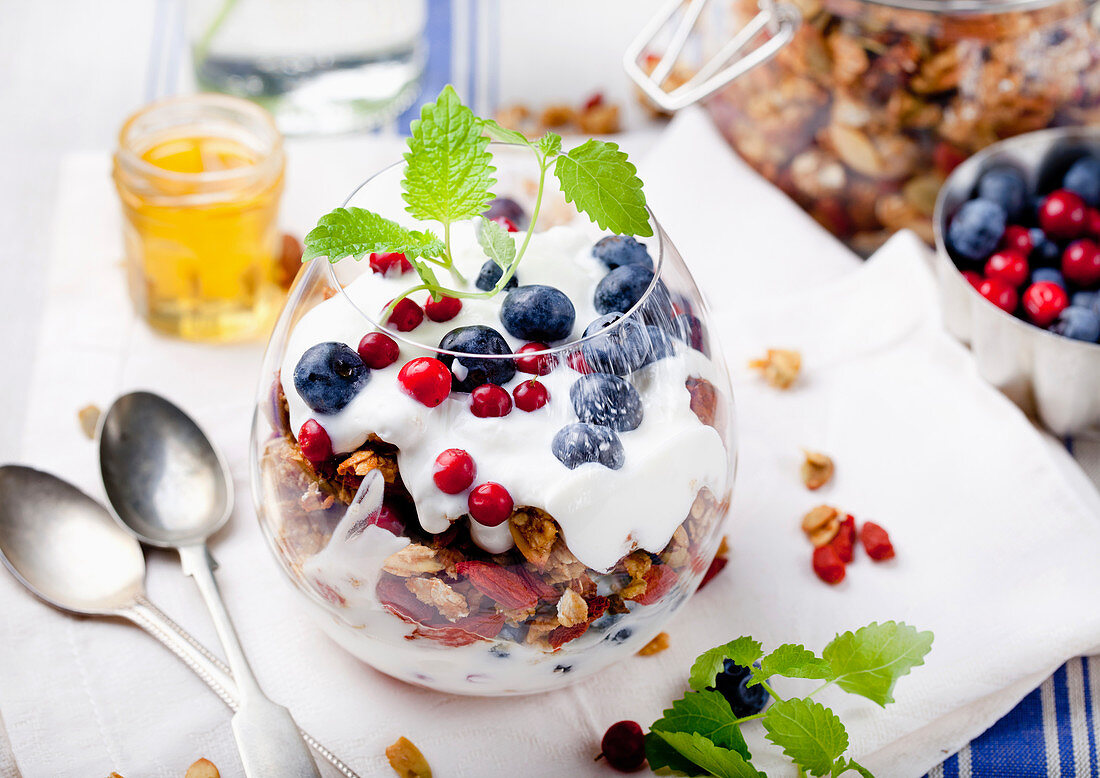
[822,622,934,706]
[651,691,752,759]
[762,698,848,776]
[477,218,517,270]
[750,644,832,688]
[834,758,875,777]
[689,637,763,692]
[303,208,444,263]
[553,139,652,237]
[480,118,531,146]
[537,131,563,157]
[650,731,766,778]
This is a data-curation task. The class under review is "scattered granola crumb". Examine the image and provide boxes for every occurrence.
[637,631,670,656]
[801,505,841,547]
[77,404,101,440]
[749,349,802,389]
[386,736,432,778]
[801,450,835,490]
[495,92,621,137]
[185,758,219,778]
[557,588,588,627]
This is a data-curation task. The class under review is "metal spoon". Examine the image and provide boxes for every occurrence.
[0,465,358,777]
[98,392,320,778]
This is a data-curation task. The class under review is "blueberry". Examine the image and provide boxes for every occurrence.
[551,423,625,470]
[293,342,369,414]
[1029,228,1061,267]
[976,166,1027,220]
[483,196,528,228]
[948,199,1007,262]
[1053,306,1100,342]
[500,285,576,342]
[570,373,644,432]
[1072,291,1100,314]
[475,260,518,292]
[1063,157,1100,206]
[553,664,573,674]
[580,313,649,375]
[592,236,654,271]
[1032,268,1066,288]
[437,326,516,392]
[642,326,675,365]
[609,628,633,643]
[709,660,770,718]
[595,265,655,315]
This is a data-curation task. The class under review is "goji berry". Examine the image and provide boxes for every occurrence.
[860,521,895,561]
[830,514,856,564]
[812,545,845,585]
[698,555,728,591]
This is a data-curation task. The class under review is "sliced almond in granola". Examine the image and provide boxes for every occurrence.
[185,759,220,778]
[748,349,801,389]
[385,737,432,778]
[637,631,670,656]
[801,450,835,490]
[509,507,558,569]
[383,545,444,577]
[77,404,101,440]
[406,577,468,622]
[336,449,398,482]
[801,505,841,546]
[556,588,588,627]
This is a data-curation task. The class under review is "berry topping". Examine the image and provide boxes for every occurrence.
[709,660,770,717]
[297,420,333,464]
[357,332,400,369]
[566,351,593,375]
[983,250,1028,288]
[1001,225,1034,255]
[1031,268,1065,288]
[594,265,655,316]
[513,379,549,412]
[369,252,412,276]
[581,313,649,375]
[961,270,983,290]
[1053,306,1100,342]
[1039,189,1087,240]
[470,384,513,417]
[552,423,625,470]
[599,721,646,772]
[483,196,527,228]
[859,521,895,561]
[437,325,516,392]
[500,285,576,342]
[1062,238,1100,287]
[642,325,675,365]
[433,449,476,494]
[947,199,1006,261]
[491,216,519,232]
[515,342,558,375]
[977,166,1027,220]
[423,294,463,323]
[1088,208,1100,237]
[1073,291,1100,311]
[293,342,370,413]
[1063,156,1100,206]
[369,504,405,535]
[592,235,654,271]
[397,357,452,407]
[570,373,644,431]
[475,260,519,292]
[467,483,514,526]
[1023,281,1069,327]
[812,545,846,584]
[980,278,1019,314]
[386,297,424,332]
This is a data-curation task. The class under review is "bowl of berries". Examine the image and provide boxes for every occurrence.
[249,88,735,695]
[935,127,1100,436]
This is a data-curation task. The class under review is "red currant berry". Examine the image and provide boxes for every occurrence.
[1062,239,1100,287]
[368,504,405,536]
[470,384,512,418]
[1022,281,1069,327]
[978,278,1018,313]
[357,332,400,369]
[398,357,452,407]
[515,342,558,375]
[984,250,1028,288]
[298,420,332,464]
[1000,225,1034,255]
[369,252,412,276]
[1039,189,1087,240]
[424,294,463,323]
[961,270,983,290]
[386,298,424,332]
[1088,208,1100,237]
[433,449,476,494]
[491,216,519,232]
[513,380,549,412]
[566,351,593,374]
[599,721,646,772]
[468,483,513,526]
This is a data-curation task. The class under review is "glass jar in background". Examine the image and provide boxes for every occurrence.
[189,0,428,135]
[113,94,285,342]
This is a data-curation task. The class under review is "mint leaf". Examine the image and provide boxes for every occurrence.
[833,757,875,777]
[750,644,832,688]
[822,622,933,706]
[762,698,848,776]
[410,259,441,292]
[553,139,652,237]
[478,218,517,270]
[651,731,766,778]
[403,85,496,224]
[646,731,705,777]
[537,131,562,158]
[689,637,763,692]
[480,118,530,147]
[651,691,751,759]
[303,208,444,262]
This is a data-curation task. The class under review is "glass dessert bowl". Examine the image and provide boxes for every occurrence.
[250,150,736,695]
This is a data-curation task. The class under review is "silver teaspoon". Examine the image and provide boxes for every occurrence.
[0,465,359,777]
[98,392,320,778]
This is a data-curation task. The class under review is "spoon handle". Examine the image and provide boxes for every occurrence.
[121,596,362,778]
[178,543,321,778]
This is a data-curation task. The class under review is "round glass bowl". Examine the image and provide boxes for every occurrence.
[249,150,736,695]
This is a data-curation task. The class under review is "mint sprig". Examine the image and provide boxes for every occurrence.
[645,622,933,777]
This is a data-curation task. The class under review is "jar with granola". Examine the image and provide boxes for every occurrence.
[628,0,1100,254]
[250,146,735,695]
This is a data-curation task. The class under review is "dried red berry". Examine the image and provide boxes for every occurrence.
[812,545,845,585]
[698,554,728,591]
[860,522,895,561]
[630,565,678,605]
[298,420,332,464]
[424,294,463,323]
[369,252,412,276]
[456,560,538,610]
[548,622,589,649]
[357,332,400,369]
[599,721,646,772]
[830,514,855,564]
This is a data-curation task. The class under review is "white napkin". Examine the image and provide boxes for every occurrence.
[3,109,1100,778]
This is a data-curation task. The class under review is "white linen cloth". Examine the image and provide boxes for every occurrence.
[3,108,1100,778]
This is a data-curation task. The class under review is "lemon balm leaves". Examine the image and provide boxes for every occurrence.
[689,637,764,692]
[554,139,652,237]
[822,622,934,706]
[303,208,444,263]
[649,731,766,778]
[762,698,848,777]
[477,218,517,270]
[750,644,832,688]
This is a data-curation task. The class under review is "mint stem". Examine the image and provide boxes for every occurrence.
[491,155,548,293]
[759,679,786,704]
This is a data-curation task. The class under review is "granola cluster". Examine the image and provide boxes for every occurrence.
[702,0,1100,254]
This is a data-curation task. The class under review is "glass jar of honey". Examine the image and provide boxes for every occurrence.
[113,94,285,342]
